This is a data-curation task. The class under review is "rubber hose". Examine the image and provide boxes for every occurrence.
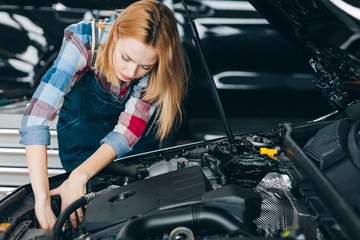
[54,196,87,236]
[53,186,118,236]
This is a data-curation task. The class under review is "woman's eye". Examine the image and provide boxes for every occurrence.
[122,55,130,62]
[142,66,151,71]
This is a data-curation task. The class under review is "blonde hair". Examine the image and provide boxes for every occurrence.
[95,0,189,141]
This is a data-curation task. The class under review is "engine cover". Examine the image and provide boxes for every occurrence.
[84,166,212,231]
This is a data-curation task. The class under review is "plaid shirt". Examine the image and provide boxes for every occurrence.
[19,14,156,158]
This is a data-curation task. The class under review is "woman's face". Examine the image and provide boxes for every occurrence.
[113,37,158,82]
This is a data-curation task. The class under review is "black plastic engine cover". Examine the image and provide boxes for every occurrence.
[84,166,212,231]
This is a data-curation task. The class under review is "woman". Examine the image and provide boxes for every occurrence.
[19,0,188,229]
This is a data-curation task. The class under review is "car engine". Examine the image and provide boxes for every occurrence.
[0,130,312,240]
[1,118,359,240]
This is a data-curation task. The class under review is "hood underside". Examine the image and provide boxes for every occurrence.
[249,0,360,110]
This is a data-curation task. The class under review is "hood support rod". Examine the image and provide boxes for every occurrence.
[181,0,237,153]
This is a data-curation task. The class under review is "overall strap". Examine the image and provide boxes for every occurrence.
[90,18,103,68]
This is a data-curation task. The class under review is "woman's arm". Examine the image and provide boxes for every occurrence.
[26,143,116,229]
[49,143,117,229]
[25,145,57,229]
[73,143,117,180]
[21,19,100,229]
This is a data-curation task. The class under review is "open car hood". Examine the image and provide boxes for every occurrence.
[248,0,360,111]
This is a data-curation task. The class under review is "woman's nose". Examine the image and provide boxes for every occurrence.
[126,63,137,78]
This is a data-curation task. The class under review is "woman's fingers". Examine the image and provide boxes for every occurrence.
[77,207,84,223]
[54,176,88,231]
[69,207,84,229]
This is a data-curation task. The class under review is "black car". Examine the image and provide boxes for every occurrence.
[0,0,324,198]
[172,0,336,142]
[1,0,360,240]
[0,0,330,139]
[0,0,133,100]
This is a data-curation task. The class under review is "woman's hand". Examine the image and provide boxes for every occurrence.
[25,145,57,229]
[49,172,87,229]
[48,143,117,229]
[34,199,57,229]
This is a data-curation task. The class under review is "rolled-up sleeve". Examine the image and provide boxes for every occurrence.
[19,126,51,145]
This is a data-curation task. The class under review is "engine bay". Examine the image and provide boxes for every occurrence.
[60,131,288,239]
[4,119,357,240]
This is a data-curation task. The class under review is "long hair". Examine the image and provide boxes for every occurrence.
[95,0,189,141]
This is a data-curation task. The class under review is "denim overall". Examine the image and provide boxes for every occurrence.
[57,70,159,172]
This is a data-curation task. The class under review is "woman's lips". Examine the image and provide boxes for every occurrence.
[120,73,133,81]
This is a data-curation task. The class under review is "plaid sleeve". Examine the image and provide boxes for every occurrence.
[101,76,156,157]
[19,20,92,145]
